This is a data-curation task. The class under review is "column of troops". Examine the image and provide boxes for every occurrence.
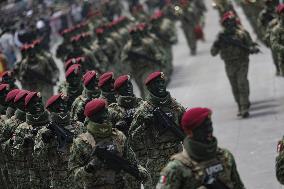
[0,0,284,189]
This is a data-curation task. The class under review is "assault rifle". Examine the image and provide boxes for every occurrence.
[153,107,186,141]
[218,34,260,54]
[92,145,142,180]
[203,176,230,189]
[47,123,74,153]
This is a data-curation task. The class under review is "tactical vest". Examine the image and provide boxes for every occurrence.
[172,148,235,189]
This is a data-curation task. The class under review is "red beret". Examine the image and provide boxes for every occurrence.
[96,28,104,35]
[114,75,130,91]
[0,84,9,92]
[64,58,77,71]
[151,10,164,20]
[46,94,67,109]
[221,11,235,24]
[145,71,164,85]
[98,72,114,87]
[14,90,29,103]
[84,99,106,118]
[65,64,81,78]
[277,4,284,14]
[5,89,21,103]
[83,71,97,87]
[76,56,85,64]
[181,107,212,134]
[25,92,41,107]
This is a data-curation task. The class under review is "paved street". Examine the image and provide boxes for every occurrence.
[168,1,284,189]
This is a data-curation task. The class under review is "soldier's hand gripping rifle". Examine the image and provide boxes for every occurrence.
[153,107,186,141]
[91,145,143,180]
[46,123,74,153]
[218,34,261,54]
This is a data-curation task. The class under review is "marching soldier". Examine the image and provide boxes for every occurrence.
[12,92,50,189]
[59,64,83,109]
[129,71,185,188]
[156,107,246,189]
[68,99,149,189]
[109,75,143,136]
[34,94,84,189]
[99,72,117,105]
[270,4,284,77]
[211,12,259,118]
[71,70,101,123]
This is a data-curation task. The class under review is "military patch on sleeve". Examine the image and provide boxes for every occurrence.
[159,175,167,184]
[277,141,284,153]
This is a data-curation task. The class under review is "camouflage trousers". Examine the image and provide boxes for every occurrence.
[14,161,31,189]
[181,22,197,55]
[137,144,182,189]
[50,168,74,189]
[277,55,284,76]
[271,49,280,75]
[21,82,54,103]
[225,59,250,112]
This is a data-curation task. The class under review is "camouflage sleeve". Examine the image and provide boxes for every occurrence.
[70,97,82,121]
[224,150,246,189]
[211,36,221,56]
[108,105,120,125]
[156,160,187,189]
[276,139,284,184]
[271,28,284,53]
[123,142,149,182]
[68,138,93,188]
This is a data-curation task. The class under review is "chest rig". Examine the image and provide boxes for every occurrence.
[172,149,234,189]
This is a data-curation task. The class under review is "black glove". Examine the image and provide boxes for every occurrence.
[41,130,54,143]
[22,137,34,148]
[84,158,104,173]
[115,121,128,134]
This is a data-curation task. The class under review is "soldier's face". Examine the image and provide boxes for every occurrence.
[17,99,26,111]
[27,97,44,114]
[223,20,237,31]
[147,77,167,98]
[0,91,8,106]
[118,80,134,96]
[192,118,214,144]
[86,78,100,91]
[101,79,115,93]
[90,108,109,124]
[67,74,82,86]
[51,99,68,114]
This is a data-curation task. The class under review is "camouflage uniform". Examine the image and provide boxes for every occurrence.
[34,112,84,189]
[71,88,101,123]
[12,111,50,189]
[68,122,148,189]
[109,96,143,136]
[179,2,198,55]
[129,92,185,188]
[91,43,109,73]
[270,22,284,76]
[156,137,246,189]
[59,82,83,110]
[100,91,117,106]
[237,0,264,39]
[213,0,236,17]
[211,27,257,116]
[257,3,280,75]
[18,55,56,103]
[1,109,26,189]
[151,16,178,77]
[276,136,284,184]
[121,36,164,98]
[0,106,8,189]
